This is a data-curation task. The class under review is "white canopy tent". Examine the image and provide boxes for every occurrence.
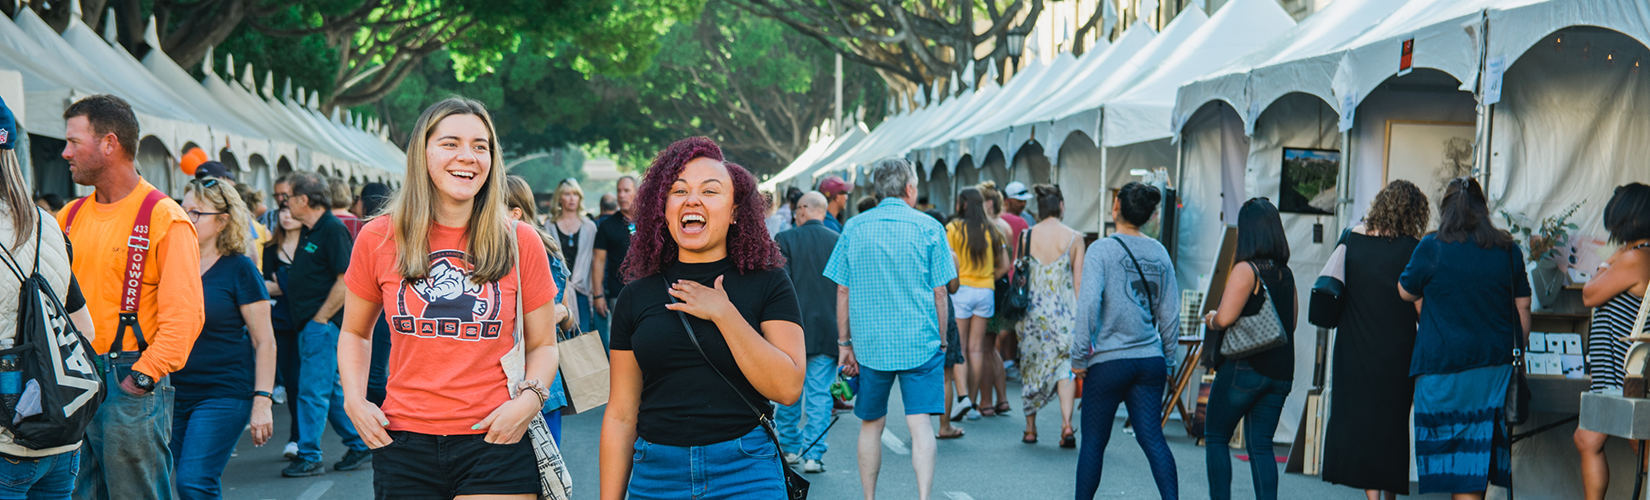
[913,51,1084,171]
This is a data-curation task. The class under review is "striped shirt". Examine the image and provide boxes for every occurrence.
[824,198,958,371]
[1589,291,1648,393]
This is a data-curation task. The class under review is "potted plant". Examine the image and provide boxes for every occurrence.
[1500,202,1583,310]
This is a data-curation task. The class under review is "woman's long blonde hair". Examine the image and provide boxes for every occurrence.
[550,179,586,221]
[184,178,253,257]
[504,175,565,263]
[387,97,517,283]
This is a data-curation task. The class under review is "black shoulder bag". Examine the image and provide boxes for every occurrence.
[668,292,809,499]
[1506,245,1531,427]
[1000,228,1034,321]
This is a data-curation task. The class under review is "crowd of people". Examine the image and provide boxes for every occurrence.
[0,91,1644,500]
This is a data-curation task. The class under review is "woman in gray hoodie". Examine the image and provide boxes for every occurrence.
[1072,182,1180,500]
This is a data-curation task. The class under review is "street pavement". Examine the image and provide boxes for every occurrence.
[223,380,1452,499]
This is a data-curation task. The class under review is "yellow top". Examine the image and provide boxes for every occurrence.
[946,220,996,289]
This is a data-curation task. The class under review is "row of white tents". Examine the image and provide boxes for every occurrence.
[769,0,1650,494]
[0,5,404,199]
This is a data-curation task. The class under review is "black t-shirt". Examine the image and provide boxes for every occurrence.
[610,258,802,446]
[173,255,269,402]
[593,213,632,298]
[1238,260,1296,381]
[287,211,352,325]
[262,243,295,332]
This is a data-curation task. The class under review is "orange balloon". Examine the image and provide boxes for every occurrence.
[180,147,209,176]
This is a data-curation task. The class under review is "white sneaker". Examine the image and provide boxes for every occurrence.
[801,459,825,473]
[784,453,801,465]
[272,386,287,405]
[283,442,298,459]
[949,396,973,421]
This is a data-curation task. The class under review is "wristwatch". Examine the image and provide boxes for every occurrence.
[132,372,156,393]
[837,339,852,346]
[253,390,274,401]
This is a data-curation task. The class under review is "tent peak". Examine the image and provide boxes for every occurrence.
[142,15,162,51]
[203,46,215,74]
[101,8,117,45]
[308,90,320,111]
[261,70,274,99]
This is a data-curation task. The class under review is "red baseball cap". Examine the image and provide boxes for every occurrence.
[818,176,851,196]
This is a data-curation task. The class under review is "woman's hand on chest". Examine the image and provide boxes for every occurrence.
[666,276,738,323]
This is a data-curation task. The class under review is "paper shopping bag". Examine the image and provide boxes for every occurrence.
[558,331,610,415]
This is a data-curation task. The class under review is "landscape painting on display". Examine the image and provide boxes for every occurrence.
[1280,148,1340,215]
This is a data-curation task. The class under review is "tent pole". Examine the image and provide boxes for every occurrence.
[1337,128,1353,232]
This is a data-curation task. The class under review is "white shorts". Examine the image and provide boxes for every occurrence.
[951,285,995,318]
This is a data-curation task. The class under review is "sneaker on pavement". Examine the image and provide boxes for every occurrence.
[965,409,981,421]
[948,396,973,421]
[334,448,372,471]
[282,459,326,477]
[282,442,298,460]
[801,459,825,473]
[272,386,287,405]
[784,453,801,465]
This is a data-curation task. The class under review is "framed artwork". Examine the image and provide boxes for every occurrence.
[1279,148,1340,214]
[1383,121,1476,214]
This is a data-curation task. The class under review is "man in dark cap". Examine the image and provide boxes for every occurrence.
[818,176,851,233]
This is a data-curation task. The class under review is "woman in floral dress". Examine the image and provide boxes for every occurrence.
[1016,184,1084,446]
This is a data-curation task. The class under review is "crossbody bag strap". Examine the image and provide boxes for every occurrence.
[667,292,769,421]
[1112,236,1156,328]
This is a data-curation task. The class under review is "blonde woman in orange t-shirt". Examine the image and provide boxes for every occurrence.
[338,97,559,499]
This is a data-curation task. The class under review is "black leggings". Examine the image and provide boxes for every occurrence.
[1075,357,1178,500]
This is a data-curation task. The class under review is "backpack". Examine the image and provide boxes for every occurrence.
[0,215,105,451]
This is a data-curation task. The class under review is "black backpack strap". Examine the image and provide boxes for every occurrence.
[1112,236,1156,329]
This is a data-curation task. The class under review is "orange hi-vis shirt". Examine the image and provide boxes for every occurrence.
[346,217,555,435]
[58,179,204,380]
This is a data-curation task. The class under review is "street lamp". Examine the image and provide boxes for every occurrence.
[1006,31,1026,58]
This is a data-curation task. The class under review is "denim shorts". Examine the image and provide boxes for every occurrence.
[371,430,539,499]
[855,351,946,420]
[628,426,785,499]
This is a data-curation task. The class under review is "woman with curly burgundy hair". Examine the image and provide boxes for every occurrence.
[599,137,805,500]
[1319,179,1429,500]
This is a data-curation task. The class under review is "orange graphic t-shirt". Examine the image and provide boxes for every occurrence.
[346,217,555,435]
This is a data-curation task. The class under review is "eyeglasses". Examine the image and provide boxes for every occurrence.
[186,210,226,223]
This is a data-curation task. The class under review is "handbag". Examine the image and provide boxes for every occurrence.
[1219,262,1290,359]
[1308,229,1352,329]
[555,326,610,415]
[1506,246,1532,427]
[500,236,574,500]
[998,229,1032,321]
[668,293,809,499]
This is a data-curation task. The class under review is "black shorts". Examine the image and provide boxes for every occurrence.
[372,430,539,499]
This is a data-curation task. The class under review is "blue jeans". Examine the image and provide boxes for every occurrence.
[575,293,593,335]
[628,427,785,499]
[595,294,614,352]
[1076,357,1178,500]
[0,449,78,500]
[74,357,173,500]
[170,398,251,500]
[1204,360,1292,500]
[297,321,367,462]
[775,354,836,461]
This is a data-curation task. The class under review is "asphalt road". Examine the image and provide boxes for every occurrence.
[222,380,1453,499]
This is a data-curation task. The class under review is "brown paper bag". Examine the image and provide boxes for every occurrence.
[558,331,610,415]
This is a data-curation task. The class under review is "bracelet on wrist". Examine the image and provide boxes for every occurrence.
[253,390,274,401]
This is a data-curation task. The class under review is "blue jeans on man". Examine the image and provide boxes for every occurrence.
[171,398,252,500]
[775,354,836,461]
[297,321,367,463]
[75,357,173,500]
[0,449,78,499]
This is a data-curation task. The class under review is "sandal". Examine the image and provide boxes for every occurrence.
[979,406,997,417]
[1059,427,1077,449]
[937,427,965,440]
[994,402,1011,415]
[1022,431,1038,444]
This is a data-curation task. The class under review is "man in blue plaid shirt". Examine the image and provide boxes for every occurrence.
[824,157,958,500]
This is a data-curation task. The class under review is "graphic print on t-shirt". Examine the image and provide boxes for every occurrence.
[389,249,503,341]
[1114,253,1163,312]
